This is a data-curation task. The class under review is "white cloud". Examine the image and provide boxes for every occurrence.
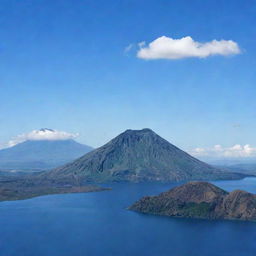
[137,36,241,60]
[190,144,256,158]
[124,44,133,53]
[1,128,79,149]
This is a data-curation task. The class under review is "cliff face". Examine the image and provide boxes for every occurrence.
[45,129,245,183]
[222,190,256,220]
[129,182,256,221]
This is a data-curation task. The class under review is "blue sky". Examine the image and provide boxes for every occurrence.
[0,0,256,156]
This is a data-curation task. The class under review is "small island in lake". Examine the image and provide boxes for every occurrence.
[129,181,256,221]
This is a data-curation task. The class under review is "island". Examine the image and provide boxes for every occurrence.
[129,181,256,221]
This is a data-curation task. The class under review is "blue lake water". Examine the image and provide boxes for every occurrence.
[1,178,256,256]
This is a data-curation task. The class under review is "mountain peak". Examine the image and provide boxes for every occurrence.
[110,128,159,147]
[0,138,93,170]
[163,181,228,203]
[127,128,154,132]
[122,128,155,135]
[38,128,55,133]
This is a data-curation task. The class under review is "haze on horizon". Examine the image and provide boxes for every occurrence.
[0,0,255,161]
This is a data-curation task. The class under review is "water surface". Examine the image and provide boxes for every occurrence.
[0,178,256,256]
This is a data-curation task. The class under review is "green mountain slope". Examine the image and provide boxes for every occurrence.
[46,128,245,183]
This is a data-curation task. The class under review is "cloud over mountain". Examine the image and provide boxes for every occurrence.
[137,36,241,60]
[3,129,79,149]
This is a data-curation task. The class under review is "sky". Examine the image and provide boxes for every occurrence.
[0,0,256,158]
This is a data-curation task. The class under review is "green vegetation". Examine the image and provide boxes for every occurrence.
[182,202,212,218]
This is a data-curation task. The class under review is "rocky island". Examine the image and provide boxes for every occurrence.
[129,182,256,221]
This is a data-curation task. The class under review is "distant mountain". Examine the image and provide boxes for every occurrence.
[215,163,256,175]
[203,157,256,167]
[129,181,256,221]
[46,128,245,183]
[0,139,93,170]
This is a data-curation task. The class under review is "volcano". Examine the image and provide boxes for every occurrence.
[46,128,245,182]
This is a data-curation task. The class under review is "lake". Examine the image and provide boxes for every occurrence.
[0,178,256,256]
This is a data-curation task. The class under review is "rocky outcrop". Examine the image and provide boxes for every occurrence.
[129,182,256,221]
